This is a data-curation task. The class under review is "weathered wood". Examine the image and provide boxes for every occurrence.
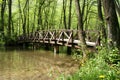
[17,30,100,48]
[54,45,59,54]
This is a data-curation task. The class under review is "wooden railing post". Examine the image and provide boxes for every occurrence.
[54,46,59,54]
[43,30,45,43]
[55,30,57,44]
[71,30,74,47]
[62,30,64,45]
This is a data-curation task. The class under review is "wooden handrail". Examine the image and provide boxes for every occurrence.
[17,29,100,48]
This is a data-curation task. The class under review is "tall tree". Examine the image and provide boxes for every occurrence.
[32,0,37,32]
[63,0,67,29]
[8,0,12,37]
[0,0,6,37]
[102,0,120,48]
[75,0,87,60]
[18,0,23,35]
[97,0,106,39]
[27,0,29,34]
[22,0,29,35]
[37,0,44,30]
[50,1,57,29]
[115,0,120,17]
[68,0,72,29]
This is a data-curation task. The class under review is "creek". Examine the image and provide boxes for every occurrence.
[0,48,79,80]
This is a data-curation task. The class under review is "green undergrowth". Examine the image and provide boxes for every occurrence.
[57,47,120,80]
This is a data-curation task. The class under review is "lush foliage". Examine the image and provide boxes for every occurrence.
[58,47,120,80]
[0,0,120,79]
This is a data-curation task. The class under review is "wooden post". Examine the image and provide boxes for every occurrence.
[45,44,50,50]
[32,43,35,50]
[23,42,29,49]
[62,30,65,45]
[54,30,59,54]
[67,47,72,55]
[54,45,59,54]
[71,30,74,47]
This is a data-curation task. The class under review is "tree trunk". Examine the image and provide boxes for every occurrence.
[102,0,120,48]
[27,0,29,34]
[68,0,72,29]
[115,0,120,17]
[37,1,45,30]
[0,0,6,37]
[75,0,87,61]
[50,1,57,29]
[97,0,106,39]
[18,0,23,35]
[22,0,28,35]
[63,0,67,29]
[8,0,12,37]
[32,0,37,32]
[38,3,42,30]
[81,0,86,20]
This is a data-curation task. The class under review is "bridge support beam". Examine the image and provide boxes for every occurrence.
[45,44,50,50]
[67,47,72,55]
[23,43,29,49]
[54,46,59,54]
[32,43,36,50]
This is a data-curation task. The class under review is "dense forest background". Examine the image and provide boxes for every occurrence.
[0,0,120,79]
[0,0,120,48]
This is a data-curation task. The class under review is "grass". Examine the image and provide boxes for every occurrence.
[57,47,120,80]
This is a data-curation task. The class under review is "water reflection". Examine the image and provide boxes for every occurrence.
[0,49,79,80]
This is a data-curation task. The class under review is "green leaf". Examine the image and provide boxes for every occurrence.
[0,0,2,3]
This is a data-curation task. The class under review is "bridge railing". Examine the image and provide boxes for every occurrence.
[17,29,100,47]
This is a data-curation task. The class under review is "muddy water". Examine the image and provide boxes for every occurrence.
[0,49,79,80]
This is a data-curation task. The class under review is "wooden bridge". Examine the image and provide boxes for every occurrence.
[17,29,100,54]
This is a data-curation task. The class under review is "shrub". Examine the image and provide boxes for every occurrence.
[58,47,120,80]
